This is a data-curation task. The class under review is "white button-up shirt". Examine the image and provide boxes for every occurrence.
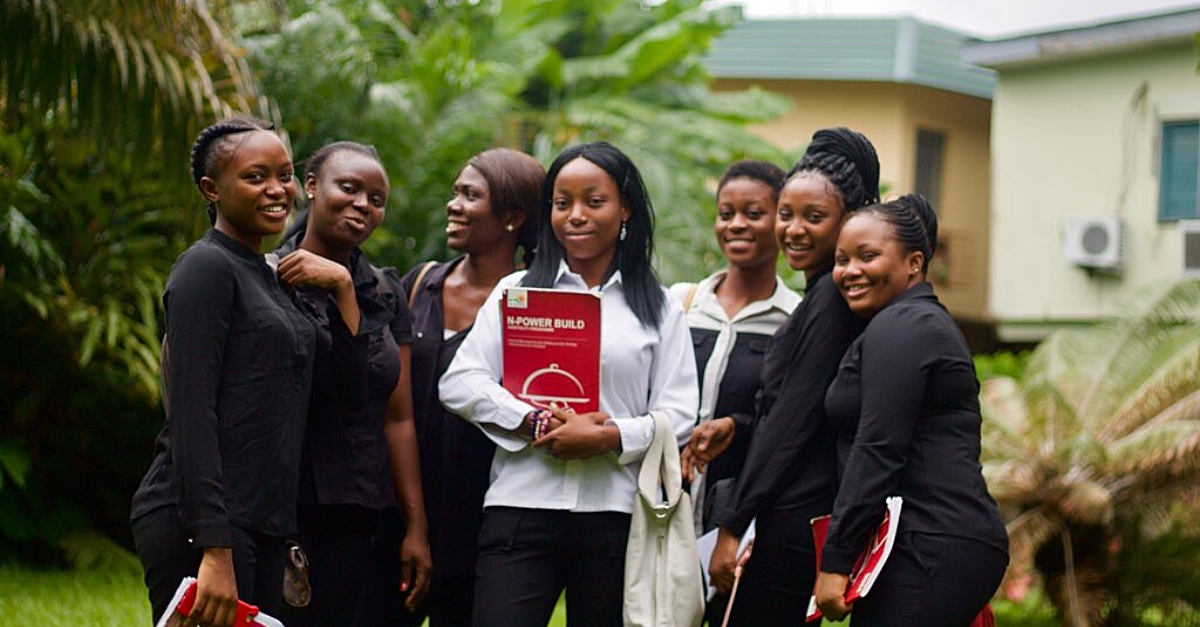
[439,263,699,513]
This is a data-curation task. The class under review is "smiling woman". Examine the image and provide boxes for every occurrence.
[816,194,1008,626]
[439,141,699,627]
[131,119,366,627]
[273,141,432,626]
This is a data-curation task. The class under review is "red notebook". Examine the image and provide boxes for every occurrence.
[501,287,601,414]
[806,496,903,623]
[155,577,283,627]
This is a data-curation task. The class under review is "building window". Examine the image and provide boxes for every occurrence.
[914,129,945,212]
[1161,121,1200,221]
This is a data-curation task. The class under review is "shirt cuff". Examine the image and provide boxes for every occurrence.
[613,415,655,465]
[820,545,857,575]
[464,394,535,453]
[186,517,232,549]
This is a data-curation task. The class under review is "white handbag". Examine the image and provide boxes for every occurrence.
[623,411,705,627]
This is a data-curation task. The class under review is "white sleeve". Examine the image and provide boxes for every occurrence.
[611,297,699,464]
[439,275,536,452]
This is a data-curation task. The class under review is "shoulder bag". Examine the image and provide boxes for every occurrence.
[624,411,705,627]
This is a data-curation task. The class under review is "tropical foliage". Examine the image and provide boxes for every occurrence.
[0,0,265,559]
[241,0,790,279]
[980,279,1200,627]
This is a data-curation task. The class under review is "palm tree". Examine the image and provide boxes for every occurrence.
[980,279,1200,626]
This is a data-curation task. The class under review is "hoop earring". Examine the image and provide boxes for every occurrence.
[619,221,627,242]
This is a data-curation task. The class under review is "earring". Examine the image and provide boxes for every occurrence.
[307,193,314,200]
[619,221,627,242]
[505,224,514,232]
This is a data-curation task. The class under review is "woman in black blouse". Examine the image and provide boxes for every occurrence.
[276,141,431,625]
[359,148,542,627]
[131,119,362,626]
[815,195,1007,626]
[707,128,879,626]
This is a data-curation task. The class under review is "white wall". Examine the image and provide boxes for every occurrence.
[988,42,1200,341]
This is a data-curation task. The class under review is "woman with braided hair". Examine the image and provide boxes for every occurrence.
[131,118,363,626]
[706,127,880,625]
[814,195,1007,626]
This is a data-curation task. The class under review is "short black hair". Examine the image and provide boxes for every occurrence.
[717,160,786,202]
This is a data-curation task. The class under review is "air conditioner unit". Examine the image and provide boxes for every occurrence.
[1182,220,1200,278]
[1063,216,1124,271]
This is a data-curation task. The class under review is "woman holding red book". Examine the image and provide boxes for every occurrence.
[440,141,698,627]
[815,195,1008,626]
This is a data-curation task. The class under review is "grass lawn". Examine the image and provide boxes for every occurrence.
[0,562,1062,627]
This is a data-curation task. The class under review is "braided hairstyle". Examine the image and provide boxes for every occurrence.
[189,117,278,225]
[282,141,387,242]
[467,148,545,267]
[787,127,881,212]
[718,159,786,202]
[856,194,939,272]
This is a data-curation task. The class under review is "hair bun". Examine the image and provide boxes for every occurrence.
[809,127,880,205]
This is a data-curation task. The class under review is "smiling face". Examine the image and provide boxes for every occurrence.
[716,176,779,271]
[304,150,388,254]
[445,164,511,254]
[775,172,845,281]
[201,130,297,252]
[833,213,924,318]
[550,157,629,286]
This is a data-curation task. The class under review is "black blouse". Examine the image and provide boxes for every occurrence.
[131,229,320,547]
[400,258,496,578]
[711,271,866,535]
[277,231,411,510]
[821,282,1008,573]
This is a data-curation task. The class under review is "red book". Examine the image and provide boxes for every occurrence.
[501,287,602,414]
[155,577,283,627]
[806,496,903,623]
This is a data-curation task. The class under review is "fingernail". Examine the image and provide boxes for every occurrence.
[400,583,408,592]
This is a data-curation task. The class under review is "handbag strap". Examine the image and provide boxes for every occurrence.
[407,261,436,307]
[637,411,683,500]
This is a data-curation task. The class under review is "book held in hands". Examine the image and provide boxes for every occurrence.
[155,577,284,627]
[501,287,601,414]
[806,496,903,623]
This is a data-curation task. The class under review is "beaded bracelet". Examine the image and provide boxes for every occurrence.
[527,408,552,440]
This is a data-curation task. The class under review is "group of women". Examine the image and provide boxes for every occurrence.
[130,117,1007,627]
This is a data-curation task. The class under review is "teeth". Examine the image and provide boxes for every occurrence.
[845,284,869,295]
[259,205,288,215]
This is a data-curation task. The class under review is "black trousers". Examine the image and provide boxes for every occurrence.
[851,532,1008,627]
[722,507,818,627]
[358,506,458,627]
[132,505,286,624]
[471,507,630,627]
[279,503,376,626]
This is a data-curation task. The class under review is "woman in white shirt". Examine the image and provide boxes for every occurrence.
[439,141,698,627]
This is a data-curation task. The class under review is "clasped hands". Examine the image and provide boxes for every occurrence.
[526,404,619,460]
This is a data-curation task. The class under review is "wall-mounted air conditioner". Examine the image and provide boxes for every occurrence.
[1182,220,1200,278]
[1063,216,1124,271]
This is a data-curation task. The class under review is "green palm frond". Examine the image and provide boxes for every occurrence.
[1,0,270,157]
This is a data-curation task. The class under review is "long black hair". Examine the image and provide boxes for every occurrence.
[521,141,665,329]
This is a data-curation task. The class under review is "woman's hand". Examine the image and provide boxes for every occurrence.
[815,571,853,621]
[683,417,736,482]
[532,406,618,460]
[708,527,740,595]
[189,547,238,627]
[399,529,433,611]
[276,249,360,334]
[276,249,353,291]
